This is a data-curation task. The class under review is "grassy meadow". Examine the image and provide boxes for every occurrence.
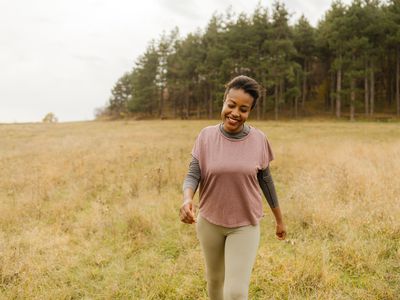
[0,119,399,299]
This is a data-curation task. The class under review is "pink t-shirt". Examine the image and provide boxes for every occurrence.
[191,124,274,227]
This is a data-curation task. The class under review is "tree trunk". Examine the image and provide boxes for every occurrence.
[330,71,335,114]
[159,86,164,118]
[397,47,400,117]
[295,69,300,118]
[262,86,266,120]
[202,86,208,119]
[370,60,375,115]
[197,92,201,119]
[350,76,355,121]
[274,83,279,121]
[179,94,184,119]
[173,90,177,118]
[280,79,285,118]
[336,64,342,118]
[302,58,307,110]
[388,59,394,106]
[280,79,284,118]
[185,88,190,119]
[364,60,369,116]
[208,88,213,119]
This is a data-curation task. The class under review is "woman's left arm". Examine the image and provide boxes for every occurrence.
[271,206,286,240]
[257,167,286,240]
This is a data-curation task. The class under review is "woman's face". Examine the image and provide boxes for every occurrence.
[220,88,254,133]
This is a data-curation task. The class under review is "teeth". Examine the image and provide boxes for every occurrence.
[228,117,238,123]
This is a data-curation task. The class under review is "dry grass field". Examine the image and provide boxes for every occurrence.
[0,119,399,299]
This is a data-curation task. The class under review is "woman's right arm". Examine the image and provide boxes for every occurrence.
[180,187,196,224]
[180,157,200,224]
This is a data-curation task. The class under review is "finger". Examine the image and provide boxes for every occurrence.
[187,204,195,217]
[182,217,191,224]
[183,217,195,224]
[184,205,195,220]
[185,214,195,223]
[181,204,192,217]
[179,209,190,223]
[181,214,192,224]
[277,231,286,240]
[179,208,187,220]
[180,209,194,224]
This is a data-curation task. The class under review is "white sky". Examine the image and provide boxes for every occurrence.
[0,0,350,123]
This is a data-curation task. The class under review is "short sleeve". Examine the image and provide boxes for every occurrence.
[261,135,274,169]
[191,131,202,161]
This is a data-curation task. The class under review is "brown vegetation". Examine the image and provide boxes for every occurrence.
[0,120,399,299]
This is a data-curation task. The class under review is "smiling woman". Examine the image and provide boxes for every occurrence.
[221,76,259,133]
[180,75,286,300]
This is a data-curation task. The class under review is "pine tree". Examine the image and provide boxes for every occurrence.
[109,72,133,117]
[129,42,159,116]
[293,15,316,115]
[385,0,400,116]
[317,1,348,118]
[265,1,298,120]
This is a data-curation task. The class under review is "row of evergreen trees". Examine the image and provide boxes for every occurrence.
[101,0,400,121]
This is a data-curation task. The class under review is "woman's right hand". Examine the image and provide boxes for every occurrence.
[179,199,196,224]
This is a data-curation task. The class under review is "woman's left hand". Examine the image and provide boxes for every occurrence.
[276,222,286,240]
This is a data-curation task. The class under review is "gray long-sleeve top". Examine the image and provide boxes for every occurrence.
[183,123,279,208]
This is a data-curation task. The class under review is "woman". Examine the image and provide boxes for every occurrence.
[180,75,286,300]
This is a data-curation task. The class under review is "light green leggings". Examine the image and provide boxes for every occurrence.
[196,214,260,300]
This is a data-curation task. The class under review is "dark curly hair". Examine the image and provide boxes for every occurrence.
[223,75,260,110]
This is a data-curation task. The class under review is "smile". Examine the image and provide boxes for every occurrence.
[227,116,240,124]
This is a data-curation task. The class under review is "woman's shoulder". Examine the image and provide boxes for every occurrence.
[197,124,219,136]
[249,125,268,139]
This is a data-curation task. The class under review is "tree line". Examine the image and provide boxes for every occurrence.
[99,0,400,121]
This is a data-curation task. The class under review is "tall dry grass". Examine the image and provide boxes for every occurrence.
[0,120,399,299]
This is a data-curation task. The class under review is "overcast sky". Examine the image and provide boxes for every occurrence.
[0,0,350,123]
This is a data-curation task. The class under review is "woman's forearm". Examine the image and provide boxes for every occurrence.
[271,206,284,224]
[183,187,195,203]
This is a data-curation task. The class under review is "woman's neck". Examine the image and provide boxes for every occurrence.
[219,123,249,139]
